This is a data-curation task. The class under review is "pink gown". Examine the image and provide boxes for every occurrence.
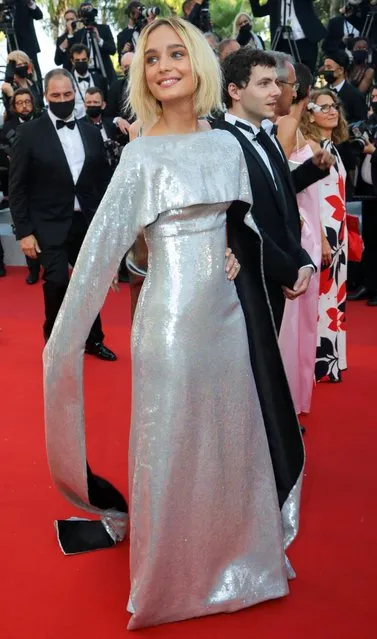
[279,144,322,414]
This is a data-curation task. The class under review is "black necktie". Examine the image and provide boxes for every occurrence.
[78,76,90,83]
[56,120,76,130]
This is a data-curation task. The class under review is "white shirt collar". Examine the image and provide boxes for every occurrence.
[48,109,75,126]
[331,78,346,92]
[261,119,276,135]
[225,112,259,135]
[73,69,90,80]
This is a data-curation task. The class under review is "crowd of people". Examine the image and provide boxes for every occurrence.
[0,0,377,631]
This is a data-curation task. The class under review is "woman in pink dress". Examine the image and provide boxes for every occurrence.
[301,89,349,382]
[277,67,322,414]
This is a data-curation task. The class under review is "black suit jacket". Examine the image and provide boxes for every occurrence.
[250,0,326,43]
[117,27,134,62]
[322,16,347,55]
[80,115,118,141]
[14,0,43,56]
[335,81,368,123]
[54,32,76,70]
[9,114,110,246]
[72,24,116,85]
[72,69,108,101]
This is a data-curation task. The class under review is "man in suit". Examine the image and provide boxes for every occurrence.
[2,87,41,284]
[105,52,134,138]
[54,8,78,71]
[117,1,141,61]
[69,43,107,119]
[9,69,116,361]
[249,0,326,73]
[214,48,319,331]
[14,0,43,91]
[323,50,368,123]
[71,2,116,86]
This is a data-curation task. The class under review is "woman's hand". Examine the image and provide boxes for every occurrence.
[321,236,332,267]
[363,139,376,155]
[2,82,13,97]
[225,247,241,280]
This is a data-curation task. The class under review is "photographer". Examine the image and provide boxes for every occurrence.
[106,51,134,135]
[71,1,116,85]
[1,50,43,120]
[54,8,78,71]
[117,2,159,59]
[83,87,124,172]
[183,0,211,33]
[348,85,377,306]
[0,87,41,283]
[70,43,107,119]
[13,0,43,92]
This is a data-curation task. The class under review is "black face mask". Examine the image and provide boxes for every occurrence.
[18,111,34,121]
[323,70,336,85]
[49,99,75,120]
[353,50,368,64]
[371,102,377,114]
[74,61,89,76]
[15,64,29,79]
[86,105,102,118]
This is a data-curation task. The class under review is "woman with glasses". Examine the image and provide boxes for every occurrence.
[1,50,43,120]
[301,89,349,383]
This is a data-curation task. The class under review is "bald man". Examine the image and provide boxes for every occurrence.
[218,39,240,62]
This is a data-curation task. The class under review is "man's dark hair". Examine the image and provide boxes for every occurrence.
[292,62,313,104]
[64,8,77,18]
[352,36,370,49]
[86,86,105,101]
[11,87,35,112]
[222,48,276,109]
[70,43,90,59]
[44,68,75,93]
[126,1,142,16]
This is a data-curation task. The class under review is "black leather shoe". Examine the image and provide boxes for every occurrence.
[85,342,117,361]
[0,262,6,277]
[347,285,368,301]
[26,271,39,285]
[367,294,377,307]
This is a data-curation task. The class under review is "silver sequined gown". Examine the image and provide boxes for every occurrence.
[43,130,291,630]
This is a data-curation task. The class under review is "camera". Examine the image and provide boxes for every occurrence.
[77,6,98,28]
[104,139,123,170]
[134,5,160,32]
[0,0,15,32]
[349,119,377,150]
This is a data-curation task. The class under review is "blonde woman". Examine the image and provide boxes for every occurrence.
[2,50,42,118]
[44,17,293,630]
[301,89,349,382]
[232,12,264,49]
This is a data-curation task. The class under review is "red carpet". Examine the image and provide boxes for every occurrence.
[1,267,376,638]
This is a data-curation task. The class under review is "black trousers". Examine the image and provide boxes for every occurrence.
[0,237,4,263]
[276,37,318,74]
[362,200,377,294]
[266,279,285,334]
[39,211,104,343]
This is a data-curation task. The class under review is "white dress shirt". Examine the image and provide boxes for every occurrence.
[225,112,313,273]
[73,69,94,119]
[48,109,85,211]
[225,112,277,187]
[331,78,346,93]
[281,0,305,40]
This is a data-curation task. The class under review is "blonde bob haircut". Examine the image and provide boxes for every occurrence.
[7,50,37,82]
[232,12,251,38]
[301,88,349,146]
[128,16,222,125]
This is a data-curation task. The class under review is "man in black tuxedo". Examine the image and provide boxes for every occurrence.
[54,8,78,71]
[14,0,43,91]
[9,69,116,361]
[105,52,134,138]
[71,2,116,86]
[117,1,141,61]
[83,87,118,141]
[323,50,367,123]
[249,0,326,73]
[70,43,107,119]
[214,49,319,331]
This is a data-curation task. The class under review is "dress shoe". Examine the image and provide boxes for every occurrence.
[347,285,368,301]
[26,270,39,285]
[367,294,377,307]
[85,342,117,361]
[0,262,6,277]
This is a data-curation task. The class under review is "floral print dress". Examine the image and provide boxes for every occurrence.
[315,141,348,382]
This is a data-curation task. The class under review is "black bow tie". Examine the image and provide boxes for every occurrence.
[78,76,90,83]
[56,120,76,130]
[94,122,103,129]
[235,120,278,138]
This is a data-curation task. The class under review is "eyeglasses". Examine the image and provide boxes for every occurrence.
[310,103,340,114]
[276,80,299,91]
[15,99,32,106]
